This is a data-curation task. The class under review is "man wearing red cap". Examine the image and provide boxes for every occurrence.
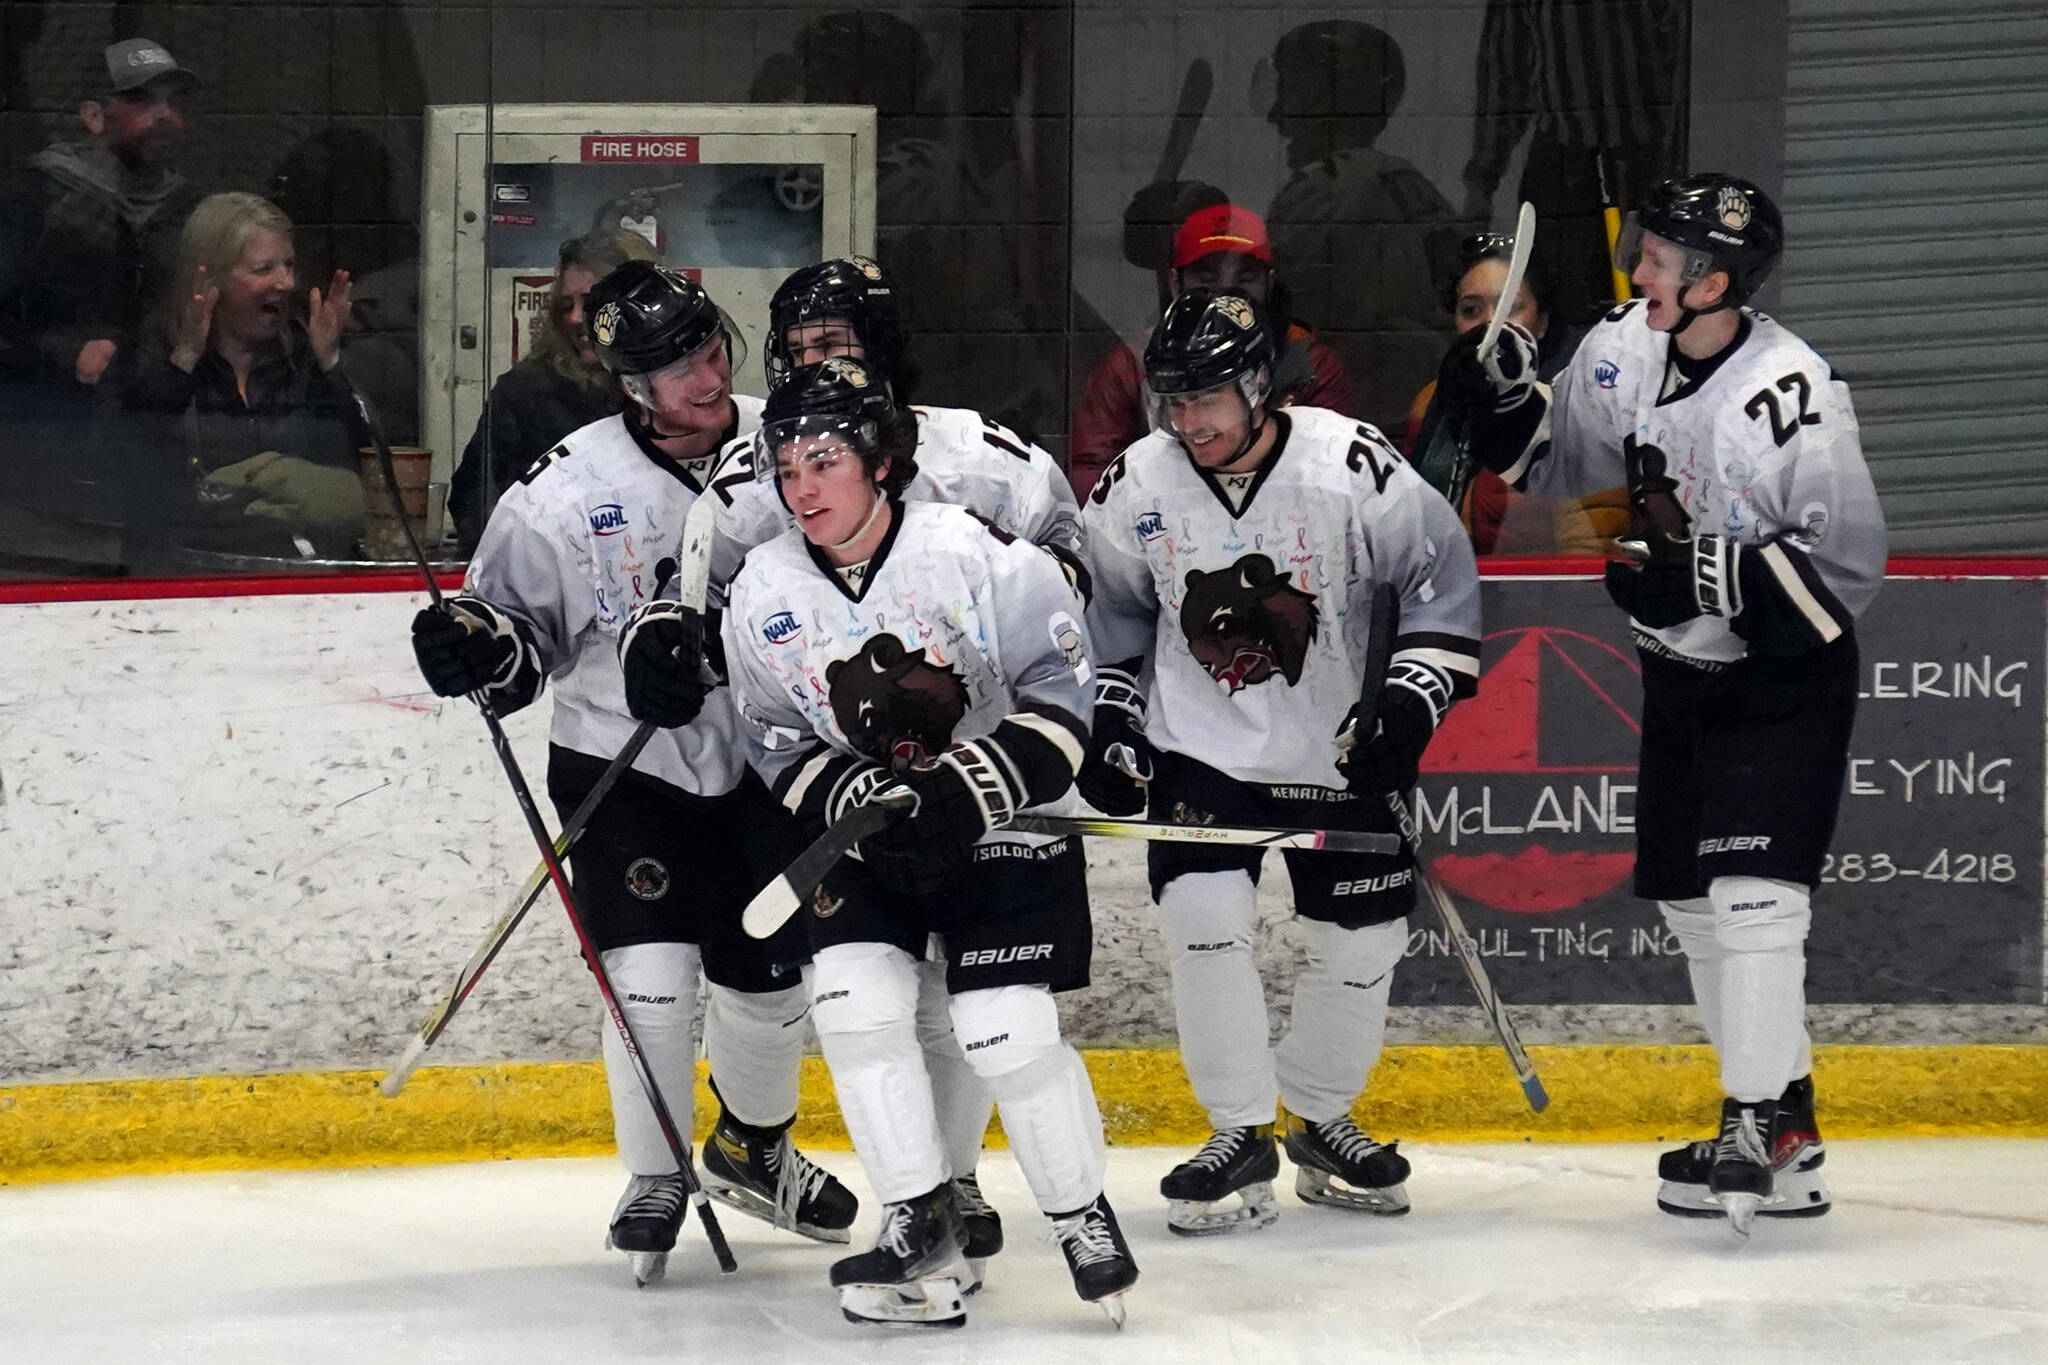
[1066,204,1352,497]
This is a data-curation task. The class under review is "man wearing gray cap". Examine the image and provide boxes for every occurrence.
[0,38,201,568]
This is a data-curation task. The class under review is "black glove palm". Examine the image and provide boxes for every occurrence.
[618,600,710,728]
[1338,683,1436,798]
[860,741,1016,896]
[1435,322,1545,474]
[1603,556,1702,630]
[412,598,521,699]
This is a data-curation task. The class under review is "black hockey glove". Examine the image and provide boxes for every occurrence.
[1075,662,1151,817]
[1603,522,1743,631]
[860,739,1020,897]
[618,599,711,728]
[1435,322,1547,475]
[412,596,543,714]
[1337,666,1444,799]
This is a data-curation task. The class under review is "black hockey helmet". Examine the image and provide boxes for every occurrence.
[1144,288,1275,426]
[585,260,729,379]
[765,256,910,392]
[1617,173,1784,306]
[754,356,917,495]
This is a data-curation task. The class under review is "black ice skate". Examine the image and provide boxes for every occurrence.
[830,1184,972,1328]
[702,1108,858,1243]
[1049,1193,1139,1328]
[1656,1076,1830,1221]
[1159,1124,1281,1236]
[952,1171,1004,1290]
[1280,1109,1412,1215]
[1707,1096,1779,1238]
[607,1172,687,1287]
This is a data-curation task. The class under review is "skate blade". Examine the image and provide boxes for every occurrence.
[962,1256,988,1296]
[628,1251,669,1287]
[1096,1291,1129,1329]
[703,1179,852,1244]
[1719,1192,1762,1239]
[1166,1182,1280,1237]
[1295,1167,1411,1216]
[1662,1169,1831,1220]
[838,1275,967,1327]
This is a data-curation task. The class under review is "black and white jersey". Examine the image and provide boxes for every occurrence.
[1083,407,1482,787]
[1517,301,1886,664]
[702,405,1082,597]
[721,501,1093,831]
[463,396,764,794]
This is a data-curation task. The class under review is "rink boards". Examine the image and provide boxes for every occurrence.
[2,565,2044,1181]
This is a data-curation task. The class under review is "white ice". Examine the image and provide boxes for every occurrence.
[4,1142,2044,1363]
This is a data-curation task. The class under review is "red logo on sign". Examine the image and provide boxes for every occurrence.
[1421,627,1640,914]
[581,136,699,163]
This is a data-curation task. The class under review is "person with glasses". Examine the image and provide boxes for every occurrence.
[411,261,858,1284]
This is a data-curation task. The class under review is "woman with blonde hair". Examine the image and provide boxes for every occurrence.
[448,230,657,553]
[109,189,366,568]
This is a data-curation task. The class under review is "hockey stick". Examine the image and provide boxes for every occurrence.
[1009,815,1398,855]
[1445,201,1538,516]
[742,788,917,939]
[380,547,702,1097]
[1357,583,1549,1113]
[357,390,738,1272]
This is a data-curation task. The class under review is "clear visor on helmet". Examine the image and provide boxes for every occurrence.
[1613,215,1715,291]
[752,413,879,485]
[617,317,747,407]
[1145,367,1272,436]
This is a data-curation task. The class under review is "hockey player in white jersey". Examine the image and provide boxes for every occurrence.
[409,262,855,1282]
[621,256,1083,1272]
[1439,174,1887,1235]
[1080,289,1481,1235]
[720,358,1136,1327]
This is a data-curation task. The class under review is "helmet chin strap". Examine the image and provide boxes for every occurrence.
[826,484,890,553]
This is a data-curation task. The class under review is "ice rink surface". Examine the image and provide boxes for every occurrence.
[5,1141,2044,1364]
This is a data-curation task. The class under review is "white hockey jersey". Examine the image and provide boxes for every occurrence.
[463,396,764,795]
[722,500,1093,829]
[1521,301,1886,665]
[701,404,1082,597]
[1083,407,1481,787]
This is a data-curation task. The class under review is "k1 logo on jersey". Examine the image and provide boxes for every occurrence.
[1135,511,1167,541]
[1595,360,1620,389]
[762,611,802,644]
[589,503,628,536]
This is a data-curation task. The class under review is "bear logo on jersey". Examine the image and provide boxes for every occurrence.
[592,301,621,348]
[1179,553,1320,694]
[1716,185,1752,231]
[826,633,971,770]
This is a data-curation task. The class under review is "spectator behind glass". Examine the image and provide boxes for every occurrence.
[104,191,367,570]
[1067,204,1353,497]
[447,230,656,554]
[0,38,201,570]
[1260,20,1459,441]
[1404,233,1626,555]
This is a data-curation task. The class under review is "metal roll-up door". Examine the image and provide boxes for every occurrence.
[1779,1,2048,551]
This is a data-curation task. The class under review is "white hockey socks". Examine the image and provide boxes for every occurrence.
[810,941,949,1204]
[597,941,701,1174]
[1159,870,1277,1129]
[703,980,809,1129]
[917,955,996,1180]
[1708,876,1813,1102]
[1659,896,1725,1051]
[951,985,1107,1215]
[1275,917,1405,1124]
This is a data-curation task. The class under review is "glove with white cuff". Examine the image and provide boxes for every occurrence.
[1075,660,1152,817]
[1435,322,1548,476]
[1337,659,1450,799]
[411,596,544,715]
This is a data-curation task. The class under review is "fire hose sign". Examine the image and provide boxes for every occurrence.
[1393,578,2045,1005]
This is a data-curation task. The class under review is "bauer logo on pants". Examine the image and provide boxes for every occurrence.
[625,857,670,901]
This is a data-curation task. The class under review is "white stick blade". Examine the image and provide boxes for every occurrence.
[742,877,801,939]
